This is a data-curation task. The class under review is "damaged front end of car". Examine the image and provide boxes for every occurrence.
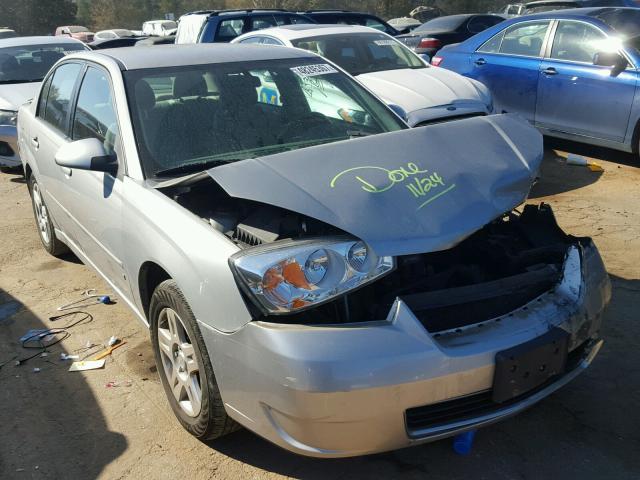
[155,114,611,457]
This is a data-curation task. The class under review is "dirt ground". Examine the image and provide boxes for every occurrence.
[1,139,639,480]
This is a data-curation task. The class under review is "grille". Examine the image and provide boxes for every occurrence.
[405,340,589,433]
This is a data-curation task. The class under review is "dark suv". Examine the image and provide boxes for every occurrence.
[175,9,315,43]
[301,10,401,35]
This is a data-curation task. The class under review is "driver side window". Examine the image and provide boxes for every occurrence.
[550,21,608,63]
[72,66,120,156]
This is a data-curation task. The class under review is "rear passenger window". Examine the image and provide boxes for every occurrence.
[41,62,82,134]
[217,19,244,41]
[72,67,119,155]
[499,21,550,57]
[251,16,277,31]
[550,21,607,63]
[365,18,387,32]
[289,16,311,25]
[477,31,504,53]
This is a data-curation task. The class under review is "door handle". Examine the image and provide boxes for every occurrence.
[474,58,486,66]
[61,166,72,177]
[542,67,558,75]
[30,137,39,149]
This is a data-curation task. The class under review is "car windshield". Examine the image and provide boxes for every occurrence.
[124,58,407,178]
[68,26,88,33]
[291,33,425,76]
[0,43,86,83]
[414,16,467,32]
[599,9,640,39]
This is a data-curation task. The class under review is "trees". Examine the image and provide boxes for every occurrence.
[0,0,77,35]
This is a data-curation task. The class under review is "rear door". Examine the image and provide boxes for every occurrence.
[471,19,552,121]
[535,20,636,142]
[32,61,84,246]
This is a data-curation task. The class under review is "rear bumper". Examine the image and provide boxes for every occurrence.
[0,125,20,167]
[200,240,610,457]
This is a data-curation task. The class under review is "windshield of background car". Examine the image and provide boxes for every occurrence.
[291,33,425,76]
[414,16,466,32]
[68,26,89,33]
[0,43,86,83]
[124,58,407,178]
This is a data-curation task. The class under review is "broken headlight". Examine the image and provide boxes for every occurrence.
[230,238,394,314]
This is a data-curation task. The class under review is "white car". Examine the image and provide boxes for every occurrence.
[233,24,493,126]
[142,20,177,37]
[94,29,135,40]
[0,36,87,168]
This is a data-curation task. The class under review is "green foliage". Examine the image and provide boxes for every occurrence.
[0,0,77,35]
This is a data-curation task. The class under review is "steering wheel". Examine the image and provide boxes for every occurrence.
[277,112,332,142]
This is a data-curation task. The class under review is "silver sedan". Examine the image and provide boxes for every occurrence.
[17,44,610,457]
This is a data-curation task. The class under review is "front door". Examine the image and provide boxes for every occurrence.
[471,19,552,121]
[535,20,637,142]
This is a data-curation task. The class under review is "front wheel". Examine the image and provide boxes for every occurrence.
[150,279,237,440]
[29,175,68,256]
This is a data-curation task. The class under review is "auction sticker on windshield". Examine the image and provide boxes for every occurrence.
[374,39,397,46]
[291,64,338,77]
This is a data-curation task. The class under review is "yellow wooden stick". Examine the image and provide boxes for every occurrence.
[92,341,127,361]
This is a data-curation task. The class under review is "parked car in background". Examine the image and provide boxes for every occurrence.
[501,4,527,17]
[233,25,493,126]
[94,29,135,40]
[17,43,609,458]
[388,17,422,33]
[0,36,87,168]
[90,37,145,50]
[0,28,17,39]
[142,20,178,37]
[55,25,95,43]
[302,10,400,36]
[434,7,640,155]
[175,9,314,43]
[397,14,505,59]
[523,0,640,13]
[136,35,176,46]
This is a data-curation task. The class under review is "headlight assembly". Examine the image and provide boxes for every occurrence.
[230,238,394,314]
[0,110,17,127]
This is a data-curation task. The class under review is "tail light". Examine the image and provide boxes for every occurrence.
[418,38,442,50]
[431,56,443,67]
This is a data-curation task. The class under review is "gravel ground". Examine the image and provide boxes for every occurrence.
[0,139,639,480]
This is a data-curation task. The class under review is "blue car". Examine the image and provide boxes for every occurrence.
[433,7,640,154]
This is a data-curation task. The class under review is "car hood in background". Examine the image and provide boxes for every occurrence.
[208,114,543,257]
[356,68,488,119]
[0,82,40,111]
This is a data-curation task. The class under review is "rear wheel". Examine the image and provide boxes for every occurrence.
[150,279,237,440]
[29,175,68,256]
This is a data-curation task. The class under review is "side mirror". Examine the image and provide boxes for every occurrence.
[55,138,117,175]
[388,103,409,123]
[593,51,628,76]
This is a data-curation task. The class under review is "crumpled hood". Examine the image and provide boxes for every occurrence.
[208,114,543,257]
[0,82,40,111]
[356,68,486,114]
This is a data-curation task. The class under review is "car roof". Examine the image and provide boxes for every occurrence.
[0,36,85,48]
[516,6,630,20]
[238,24,380,41]
[67,43,317,70]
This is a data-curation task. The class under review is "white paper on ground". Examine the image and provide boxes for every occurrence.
[68,359,106,372]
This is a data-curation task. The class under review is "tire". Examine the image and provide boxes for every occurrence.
[28,175,69,256]
[150,279,237,440]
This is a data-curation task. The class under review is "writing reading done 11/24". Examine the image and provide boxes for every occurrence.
[330,162,457,211]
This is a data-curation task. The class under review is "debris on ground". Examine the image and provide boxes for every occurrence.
[68,359,106,372]
[93,340,127,360]
[57,289,114,311]
[60,353,79,361]
[566,153,604,172]
[106,380,132,388]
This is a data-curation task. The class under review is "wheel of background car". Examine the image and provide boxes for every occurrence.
[150,279,237,440]
[29,175,68,257]
[278,112,332,142]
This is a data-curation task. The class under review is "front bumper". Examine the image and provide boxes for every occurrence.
[0,124,20,167]
[200,240,610,457]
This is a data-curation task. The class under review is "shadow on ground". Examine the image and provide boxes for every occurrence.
[0,288,127,479]
[208,275,640,480]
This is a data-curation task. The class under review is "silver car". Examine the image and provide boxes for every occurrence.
[17,44,610,457]
[0,36,87,168]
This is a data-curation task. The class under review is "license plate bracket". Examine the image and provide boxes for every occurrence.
[492,328,569,403]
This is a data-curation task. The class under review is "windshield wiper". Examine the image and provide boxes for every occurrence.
[154,159,232,177]
[347,130,374,138]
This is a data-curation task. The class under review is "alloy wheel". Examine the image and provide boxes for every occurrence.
[32,182,50,245]
[157,307,202,417]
